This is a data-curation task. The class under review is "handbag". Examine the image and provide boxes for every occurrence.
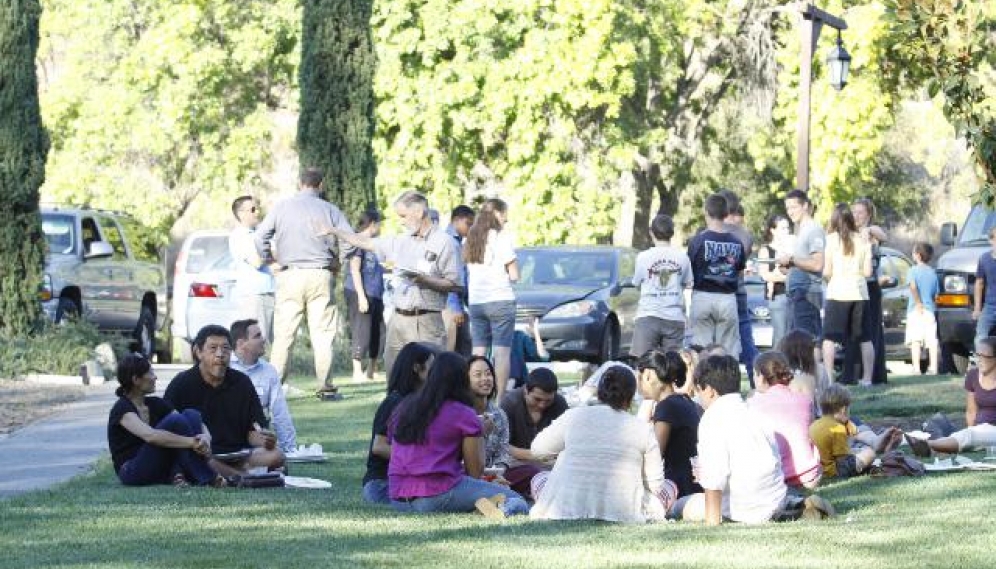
[230,472,286,488]
[870,450,926,477]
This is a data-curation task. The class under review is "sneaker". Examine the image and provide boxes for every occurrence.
[801,495,835,520]
[475,495,507,520]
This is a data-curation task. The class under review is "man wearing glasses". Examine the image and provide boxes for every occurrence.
[165,325,286,473]
[230,196,275,341]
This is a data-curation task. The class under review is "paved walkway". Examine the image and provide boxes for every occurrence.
[0,364,188,500]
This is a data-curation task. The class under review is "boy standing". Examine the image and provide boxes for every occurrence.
[973,226,996,346]
[810,384,902,478]
[907,243,940,375]
[630,214,693,356]
[686,194,746,357]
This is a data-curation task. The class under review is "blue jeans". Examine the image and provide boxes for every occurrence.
[737,293,758,388]
[390,476,529,516]
[469,300,517,349]
[362,479,390,505]
[789,286,823,340]
[976,304,996,346]
[769,294,789,348]
[118,409,216,486]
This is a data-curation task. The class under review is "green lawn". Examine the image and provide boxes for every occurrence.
[2,373,995,569]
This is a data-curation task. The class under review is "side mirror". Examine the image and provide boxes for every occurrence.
[940,222,957,247]
[879,275,899,290]
[86,241,114,259]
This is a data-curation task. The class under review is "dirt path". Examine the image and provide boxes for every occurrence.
[0,380,85,436]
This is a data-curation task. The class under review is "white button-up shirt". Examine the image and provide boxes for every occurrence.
[231,355,297,453]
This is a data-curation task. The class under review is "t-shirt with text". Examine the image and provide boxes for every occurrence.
[687,230,746,294]
[633,245,692,322]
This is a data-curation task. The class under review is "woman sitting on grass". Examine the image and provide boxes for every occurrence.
[907,337,996,457]
[529,365,678,523]
[468,356,511,475]
[362,342,437,504]
[388,351,529,518]
[778,329,831,414]
[107,354,224,487]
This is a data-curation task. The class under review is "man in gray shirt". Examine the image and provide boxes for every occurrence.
[255,168,353,396]
[325,190,462,374]
[777,189,825,338]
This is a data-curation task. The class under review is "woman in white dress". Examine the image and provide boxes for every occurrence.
[529,365,677,523]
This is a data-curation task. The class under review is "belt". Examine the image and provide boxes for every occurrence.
[394,308,440,317]
[286,265,332,271]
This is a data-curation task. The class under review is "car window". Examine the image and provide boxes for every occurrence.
[517,250,614,288]
[619,251,636,280]
[958,206,996,246]
[41,213,76,255]
[889,254,912,287]
[80,217,102,254]
[120,218,160,263]
[183,235,230,274]
[98,216,128,260]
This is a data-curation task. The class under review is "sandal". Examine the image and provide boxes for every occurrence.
[905,434,932,458]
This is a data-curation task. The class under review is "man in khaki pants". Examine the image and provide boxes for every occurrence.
[255,168,353,397]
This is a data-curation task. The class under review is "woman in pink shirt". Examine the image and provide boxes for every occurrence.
[747,351,822,489]
[388,351,529,518]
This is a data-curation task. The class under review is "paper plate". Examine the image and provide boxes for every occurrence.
[283,476,332,489]
[285,453,328,464]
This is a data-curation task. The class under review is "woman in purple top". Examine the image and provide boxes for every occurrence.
[747,351,822,489]
[908,337,996,457]
[388,351,529,518]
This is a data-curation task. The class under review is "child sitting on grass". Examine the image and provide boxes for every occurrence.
[809,384,903,478]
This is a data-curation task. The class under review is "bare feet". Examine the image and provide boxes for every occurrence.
[876,427,901,453]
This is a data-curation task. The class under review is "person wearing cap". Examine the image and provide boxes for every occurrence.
[499,367,568,499]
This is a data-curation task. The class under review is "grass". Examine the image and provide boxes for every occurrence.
[1,373,995,568]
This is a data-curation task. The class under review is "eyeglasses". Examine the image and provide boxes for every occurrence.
[978,353,996,359]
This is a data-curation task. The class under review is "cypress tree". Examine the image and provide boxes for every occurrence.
[298,0,377,219]
[0,0,48,337]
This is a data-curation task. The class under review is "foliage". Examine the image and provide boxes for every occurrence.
[0,0,48,337]
[37,0,299,246]
[0,319,123,379]
[298,0,377,222]
[881,0,996,206]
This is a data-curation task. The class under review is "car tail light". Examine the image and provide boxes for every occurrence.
[189,283,222,298]
[936,293,970,308]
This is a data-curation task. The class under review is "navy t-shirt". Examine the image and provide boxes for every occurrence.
[977,253,996,306]
[107,396,175,473]
[687,230,746,294]
[652,394,702,497]
[363,392,405,485]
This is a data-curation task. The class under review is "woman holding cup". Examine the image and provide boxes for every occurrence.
[468,355,511,477]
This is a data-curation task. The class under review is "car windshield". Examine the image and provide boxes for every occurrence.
[517,250,615,288]
[184,235,229,274]
[41,213,76,255]
[958,206,996,246]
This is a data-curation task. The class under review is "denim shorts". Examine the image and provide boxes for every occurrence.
[469,300,517,348]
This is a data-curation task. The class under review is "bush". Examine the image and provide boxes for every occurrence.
[0,320,127,379]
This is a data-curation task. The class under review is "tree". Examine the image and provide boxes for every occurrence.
[882,0,996,205]
[0,0,49,337]
[298,0,377,220]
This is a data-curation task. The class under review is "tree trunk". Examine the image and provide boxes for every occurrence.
[631,157,682,249]
[0,0,48,337]
[297,0,377,221]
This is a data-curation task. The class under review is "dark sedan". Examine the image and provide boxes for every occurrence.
[514,246,638,363]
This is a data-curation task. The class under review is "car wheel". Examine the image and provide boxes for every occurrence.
[132,307,156,359]
[598,320,620,363]
[55,297,80,323]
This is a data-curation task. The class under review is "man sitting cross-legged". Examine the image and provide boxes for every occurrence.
[165,324,285,475]
[499,368,568,499]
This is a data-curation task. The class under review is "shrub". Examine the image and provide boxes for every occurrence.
[0,320,127,379]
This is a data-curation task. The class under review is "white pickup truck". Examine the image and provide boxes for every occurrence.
[39,206,168,361]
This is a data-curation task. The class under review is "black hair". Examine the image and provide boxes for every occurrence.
[693,355,741,396]
[467,355,498,401]
[229,319,258,343]
[704,193,729,221]
[778,329,817,376]
[650,213,675,241]
[784,189,811,205]
[231,195,254,220]
[525,367,559,393]
[356,210,382,232]
[716,188,740,213]
[636,350,687,388]
[764,214,790,244]
[387,342,438,396]
[596,365,637,411]
[300,167,323,188]
[913,242,934,264]
[393,351,474,445]
[451,205,475,221]
[116,353,152,397]
[191,324,233,363]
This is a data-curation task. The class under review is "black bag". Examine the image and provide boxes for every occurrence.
[230,472,285,488]
[870,451,926,477]
[923,412,956,440]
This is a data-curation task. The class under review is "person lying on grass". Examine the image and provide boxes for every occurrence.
[388,351,529,519]
[164,324,285,477]
[362,342,436,505]
[529,365,678,523]
[809,384,902,479]
[107,353,226,487]
[672,355,833,524]
[907,337,996,458]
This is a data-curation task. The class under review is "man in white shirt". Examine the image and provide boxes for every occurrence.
[229,319,297,454]
[673,355,833,524]
[229,196,275,341]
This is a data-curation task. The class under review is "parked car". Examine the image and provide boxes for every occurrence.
[39,206,168,360]
[513,246,638,363]
[935,205,993,374]
[170,230,231,362]
[744,275,774,349]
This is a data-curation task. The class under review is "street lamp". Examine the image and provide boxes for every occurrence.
[796,3,848,193]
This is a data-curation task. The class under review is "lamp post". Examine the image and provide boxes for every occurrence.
[796,3,849,193]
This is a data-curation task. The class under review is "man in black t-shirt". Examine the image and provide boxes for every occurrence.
[164,325,285,472]
[499,368,568,498]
